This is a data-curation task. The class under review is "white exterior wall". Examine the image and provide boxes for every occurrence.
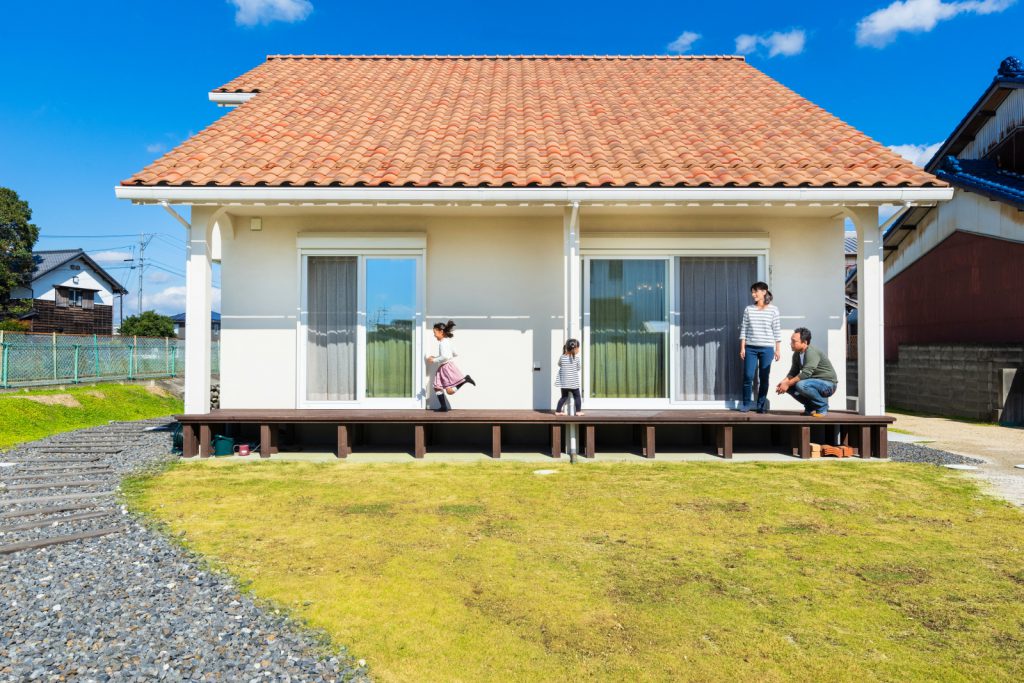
[217,208,846,411]
[29,258,118,305]
[961,88,1024,159]
[886,191,1024,282]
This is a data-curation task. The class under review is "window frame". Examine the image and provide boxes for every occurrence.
[297,247,425,409]
[581,249,767,410]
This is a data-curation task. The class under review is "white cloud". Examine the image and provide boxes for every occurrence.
[668,31,701,53]
[136,286,221,316]
[147,270,175,284]
[145,143,166,154]
[888,141,943,167]
[735,29,806,57]
[229,0,313,26]
[90,250,134,264]
[856,0,1015,48]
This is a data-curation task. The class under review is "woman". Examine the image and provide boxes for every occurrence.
[738,282,781,413]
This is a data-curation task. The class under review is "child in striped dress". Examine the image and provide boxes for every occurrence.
[738,282,782,413]
[426,320,475,412]
[554,338,584,415]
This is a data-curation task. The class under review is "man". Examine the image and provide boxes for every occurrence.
[775,327,837,416]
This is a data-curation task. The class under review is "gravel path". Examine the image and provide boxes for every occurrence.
[888,442,986,466]
[1,419,369,682]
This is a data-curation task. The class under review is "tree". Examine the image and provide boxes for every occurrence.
[0,187,40,319]
[119,311,176,337]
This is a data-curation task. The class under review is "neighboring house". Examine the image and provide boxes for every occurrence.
[11,249,128,335]
[116,55,950,418]
[882,56,1024,423]
[171,311,221,341]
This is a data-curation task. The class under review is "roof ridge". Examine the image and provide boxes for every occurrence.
[264,54,746,61]
[33,248,84,254]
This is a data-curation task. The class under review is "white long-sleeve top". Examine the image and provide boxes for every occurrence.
[433,338,457,364]
[739,304,781,346]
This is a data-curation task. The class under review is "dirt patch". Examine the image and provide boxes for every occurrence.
[84,390,106,399]
[8,394,81,408]
[145,385,171,398]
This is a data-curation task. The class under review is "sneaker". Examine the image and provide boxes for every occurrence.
[801,410,814,416]
[811,410,828,417]
[756,399,770,414]
[464,375,477,386]
[737,403,751,413]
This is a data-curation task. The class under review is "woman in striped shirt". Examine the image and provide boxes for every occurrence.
[738,282,782,413]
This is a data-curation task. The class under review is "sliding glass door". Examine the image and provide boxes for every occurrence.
[583,253,764,407]
[588,259,668,398]
[303,253,421,406]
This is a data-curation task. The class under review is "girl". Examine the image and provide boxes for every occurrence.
[426,320,475,412]
[738,281,781,413]
[554,338,584,416]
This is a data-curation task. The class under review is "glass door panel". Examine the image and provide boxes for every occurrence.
[589,259,668,398]
[306,256,358,401]
[366,258,416,398]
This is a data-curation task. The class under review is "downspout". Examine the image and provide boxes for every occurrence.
[160,201,191,230]
[566,201,581,462]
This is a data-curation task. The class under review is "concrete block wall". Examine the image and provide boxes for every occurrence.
[885,345,1024,423]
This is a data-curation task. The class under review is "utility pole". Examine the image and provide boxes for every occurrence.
[136,233,155,314]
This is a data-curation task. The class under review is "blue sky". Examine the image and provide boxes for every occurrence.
[1,0,1020,315]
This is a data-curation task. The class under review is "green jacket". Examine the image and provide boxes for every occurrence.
[788,345,837,384]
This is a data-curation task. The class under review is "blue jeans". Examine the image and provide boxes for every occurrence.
[742,345,774,408]
[788,378,836,413]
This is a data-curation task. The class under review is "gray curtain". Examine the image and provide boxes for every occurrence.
[307,256,357,401]
[677,257,758,401]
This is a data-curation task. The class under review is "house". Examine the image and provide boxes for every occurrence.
[115,55,950,449]
[171,311,221,341]
[882,56,1024,423]
[11,249,128,334]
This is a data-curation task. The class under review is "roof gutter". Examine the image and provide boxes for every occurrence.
[116,186,954,206]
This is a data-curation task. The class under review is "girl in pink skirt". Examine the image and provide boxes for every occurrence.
[426,320,476,411]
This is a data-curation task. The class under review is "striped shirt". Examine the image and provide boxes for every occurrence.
[739,304,781,346]
[554,353,581,389]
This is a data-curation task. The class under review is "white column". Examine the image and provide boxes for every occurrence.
[852,206,885,415]
[184,209,213,414]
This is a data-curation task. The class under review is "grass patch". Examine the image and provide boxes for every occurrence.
[0,383,181,450]
[126,462,1024,682]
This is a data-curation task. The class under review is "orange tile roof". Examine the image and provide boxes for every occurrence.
[122,55,943,189]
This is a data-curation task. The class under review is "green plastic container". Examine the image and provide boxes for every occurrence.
[212,434,235,456]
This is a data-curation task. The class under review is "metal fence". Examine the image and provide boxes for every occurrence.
[0,331,220,388]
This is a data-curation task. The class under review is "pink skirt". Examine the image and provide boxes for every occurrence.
[434,361,466,390]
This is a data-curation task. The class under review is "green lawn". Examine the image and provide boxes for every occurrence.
[0,383,182,450]
[125,461,1024,683]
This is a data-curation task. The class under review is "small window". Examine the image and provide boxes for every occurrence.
[67,289,83,308]
[988,127,1024,174]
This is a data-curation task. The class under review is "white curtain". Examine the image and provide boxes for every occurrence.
[307,256,357,401]
[677,257,758,401]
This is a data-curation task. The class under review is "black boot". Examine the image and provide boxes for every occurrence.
[464,375,476,386]
[433,391,451,412]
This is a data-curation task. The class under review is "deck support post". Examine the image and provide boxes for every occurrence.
[182,423,197,458]
[583,425,595,459]
[642,425,656,459]
[259,424,274,458]
[792,425,811,459]
[872,425,887,459]
[336,424,350,459]
[414,424,426,459]
[550,424,562,458]
[857,425,872,458]
[491,425,501,458]
[716,425,733,459]
[199,424,211,458]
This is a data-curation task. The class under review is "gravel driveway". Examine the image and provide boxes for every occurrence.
[0,419,369,682]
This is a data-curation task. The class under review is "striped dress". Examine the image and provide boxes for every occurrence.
[739,304,782,346]
[554,353,581,389]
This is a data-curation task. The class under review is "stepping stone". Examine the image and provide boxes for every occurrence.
[0,526,123,555]
[944,464,979,471]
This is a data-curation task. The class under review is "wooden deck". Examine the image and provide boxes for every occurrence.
[176,409,893,460]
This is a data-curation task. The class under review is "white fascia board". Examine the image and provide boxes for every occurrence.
[208,92,257,107]
[114,185,955,206]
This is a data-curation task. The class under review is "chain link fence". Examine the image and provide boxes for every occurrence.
[0,331,220,388]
